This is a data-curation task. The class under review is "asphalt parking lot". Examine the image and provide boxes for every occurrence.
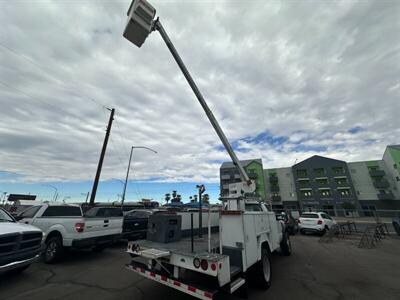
[1,234,400,300]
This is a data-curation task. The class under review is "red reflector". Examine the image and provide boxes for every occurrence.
[150,272,156,277]
[173,281,181,287]
[317,220,323,225]
[161,276,167,281]
[188,286,196,292]
[200,259,208,271]
[211,263,217,271]
[204,292,213,298]
[75,222,85,233]
[140,268,145,273]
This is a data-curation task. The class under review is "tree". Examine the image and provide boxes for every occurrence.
[203,194,210,204]
[165,193,170,204]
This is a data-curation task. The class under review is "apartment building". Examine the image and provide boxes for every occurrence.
[219,145,400,215]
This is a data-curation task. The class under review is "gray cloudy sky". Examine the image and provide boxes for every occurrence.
[0,0,399,185]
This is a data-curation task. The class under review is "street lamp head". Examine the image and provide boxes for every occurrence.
[123,0,156,47]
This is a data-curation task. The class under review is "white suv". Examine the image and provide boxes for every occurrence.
[299,212,336,235]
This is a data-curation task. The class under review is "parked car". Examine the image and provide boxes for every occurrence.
[0,207,43,274]
[298,212,336,235]
[123,209,153,240]
[276,212,298,235]
[16,204,123,263]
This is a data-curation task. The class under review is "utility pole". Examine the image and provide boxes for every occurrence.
[89,108,115,206]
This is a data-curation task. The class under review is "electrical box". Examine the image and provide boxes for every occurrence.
[123,0,156,47]
[147,214,182,243]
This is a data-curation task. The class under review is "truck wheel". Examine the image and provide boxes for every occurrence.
[280,233,292,256]
[44,236,63,264]
[253,246,272,289]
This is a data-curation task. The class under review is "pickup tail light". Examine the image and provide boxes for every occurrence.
[200,259,208,271]
[317,220,323,225]
[75,222,85,233]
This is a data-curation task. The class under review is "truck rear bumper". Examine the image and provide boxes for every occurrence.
[0,254,39,274]
[126,261,217,300]
[72,234,121,249]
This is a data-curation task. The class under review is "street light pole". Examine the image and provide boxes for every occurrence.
[43,185,58,202]
[121,146,157,207]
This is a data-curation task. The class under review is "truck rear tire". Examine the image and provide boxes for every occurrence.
[280,232,292,256]
[44,236,64,264]
[253,246,272,289]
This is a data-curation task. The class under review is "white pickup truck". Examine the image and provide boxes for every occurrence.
[16,203,123,263]
[0,208,43,274]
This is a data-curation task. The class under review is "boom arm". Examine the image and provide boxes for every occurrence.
[153,19,251,186]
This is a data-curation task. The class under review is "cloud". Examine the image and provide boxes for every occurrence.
[0,0,398,191]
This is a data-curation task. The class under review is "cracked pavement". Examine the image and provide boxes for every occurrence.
[1,235,400,300]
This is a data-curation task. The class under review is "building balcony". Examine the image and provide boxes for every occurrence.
[269,176,278,183]
[373,180,390,189]
[369,169,385,177]
[271,195,281,202]
[221,174,231,180]
[270,185,280,192]
[377,191,394,200]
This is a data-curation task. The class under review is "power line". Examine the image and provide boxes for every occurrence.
[0,80,101,127]
[0,42,108,110]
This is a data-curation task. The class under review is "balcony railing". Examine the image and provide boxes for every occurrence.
[221,174,230,180]
[377,192,394,200]
[373,180,389,189]
[369,169,385,177]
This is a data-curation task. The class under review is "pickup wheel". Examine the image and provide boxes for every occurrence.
[44,236,64,264]
[280,232,292,256]
[252,246,272,289]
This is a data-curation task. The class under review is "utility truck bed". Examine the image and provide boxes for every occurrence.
[133,233,220,257]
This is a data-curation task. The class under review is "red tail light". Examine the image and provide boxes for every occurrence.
[200,259,208,271]
[210,263,217,271]
[75,222,85,233]
[317,220,323,225]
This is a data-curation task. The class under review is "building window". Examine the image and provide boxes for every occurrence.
[301,190,312,197]
[332,166,344,175]
[319,189,331,197]
[334,178,348,185]
[314,168,325,176]
[338,189,351,196]
[315,178,329,185]
[296,169,308,178]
